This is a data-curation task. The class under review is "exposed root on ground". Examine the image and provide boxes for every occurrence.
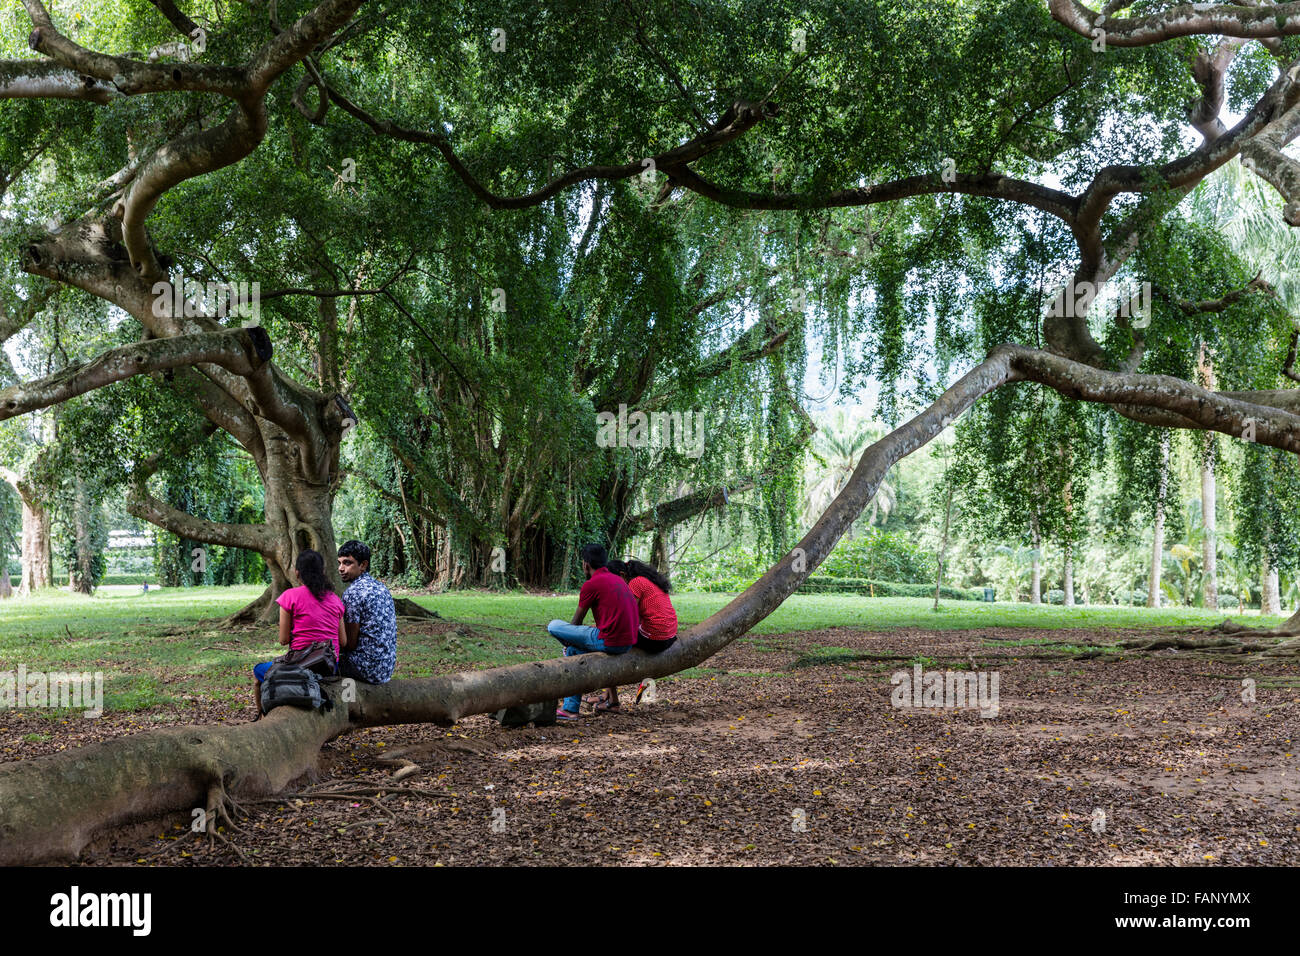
[394,597,440,620]
[204,781,249,861]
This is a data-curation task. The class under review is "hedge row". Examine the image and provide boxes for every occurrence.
[5,575,159,587]
[797,576,986,600]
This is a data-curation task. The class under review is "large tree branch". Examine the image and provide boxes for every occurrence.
[1238,99,1300,224]
[1189,36,1247,143]
[172,367,267,464]
[117,106,266,281]
[22,0,361,97]
[1152,274,1276,315]
[1075,65,1300,265]
[22,215,329,440]
[0,328,272,421]
[126,489,275,553]
[21,0,364,281]
[1048,52,1300,364]
[0,60,117,103]
[317,77,778,209]
[665,163,1080,224]
[125,420,276,553]
[1007,346,1300,452]
[0,465,30,501]
[147,0,201,40]
[1048,1,1300,47]
[0,282,57,351]
[21,0,244,96]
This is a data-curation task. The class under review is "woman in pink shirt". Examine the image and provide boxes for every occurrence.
[252,550,345,715]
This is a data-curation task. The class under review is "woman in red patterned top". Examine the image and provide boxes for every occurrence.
[589,559,678,711]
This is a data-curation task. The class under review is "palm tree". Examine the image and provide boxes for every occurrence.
[803,410,896,533]
[1219,530,1255,614]
[1187,157,1300,313]
[993,544,1042,603]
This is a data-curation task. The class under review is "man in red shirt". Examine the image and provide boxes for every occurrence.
[548,543,640,720]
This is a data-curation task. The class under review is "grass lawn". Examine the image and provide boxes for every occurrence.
[0,584,1284,716]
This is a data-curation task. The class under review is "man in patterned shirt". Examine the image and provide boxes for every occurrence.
[337,540,397,684]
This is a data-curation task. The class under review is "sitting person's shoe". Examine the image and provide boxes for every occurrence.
[555,708,580,722]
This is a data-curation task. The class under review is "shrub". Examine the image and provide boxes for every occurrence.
[818,529,937,584]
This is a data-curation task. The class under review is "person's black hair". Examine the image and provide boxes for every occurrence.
[338,539,371,569]
[623,558,671,594]
[606,558,627,578]
[296,549,331,601]
[579,543,608,569]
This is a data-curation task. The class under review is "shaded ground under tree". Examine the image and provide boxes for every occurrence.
[3,622,1296,866]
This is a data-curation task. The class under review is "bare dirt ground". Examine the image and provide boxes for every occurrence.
[5,625,1298,865]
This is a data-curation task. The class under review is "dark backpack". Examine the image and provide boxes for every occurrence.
[490,699,558,728]
[260,664,334,715]
[275,640,340,682]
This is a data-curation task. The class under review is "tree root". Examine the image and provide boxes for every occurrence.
[378,758,422,782]
[394,597,439,619]
[1261,637,1300,657]
[204,781,249,861]
[221,585,276,630]
[1206,618,1300,640]
[1121,636,1255,651]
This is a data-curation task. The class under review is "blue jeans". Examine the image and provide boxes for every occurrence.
[547,620,630,713]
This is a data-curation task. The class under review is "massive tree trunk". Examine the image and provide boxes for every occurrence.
[127,415,344,625]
